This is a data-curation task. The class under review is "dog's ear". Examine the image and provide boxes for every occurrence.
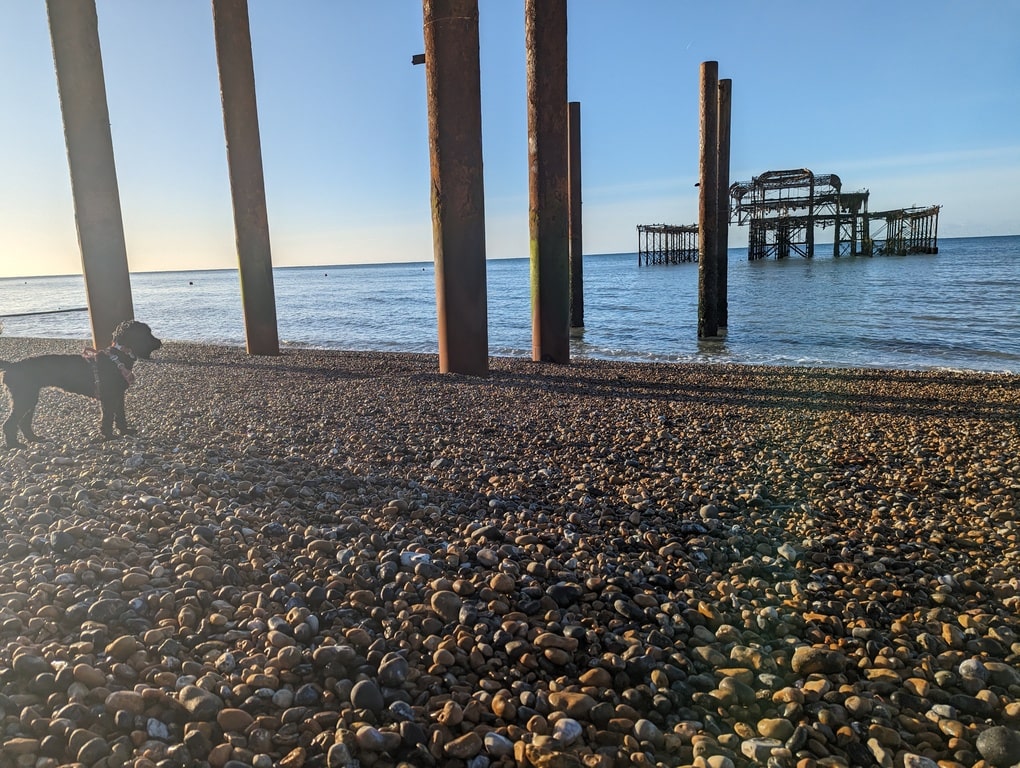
[111,320,135,343]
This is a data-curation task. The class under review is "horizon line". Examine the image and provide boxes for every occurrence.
[1,233,1016,280]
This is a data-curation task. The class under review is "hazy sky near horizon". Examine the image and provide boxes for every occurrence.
[1,1,1018,278]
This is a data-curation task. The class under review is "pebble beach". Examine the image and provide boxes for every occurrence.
[1,338,1019,768]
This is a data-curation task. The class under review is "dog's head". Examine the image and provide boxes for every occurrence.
[112,320,162,360]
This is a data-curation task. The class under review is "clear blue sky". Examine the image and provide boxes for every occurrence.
[1,1,1018,278]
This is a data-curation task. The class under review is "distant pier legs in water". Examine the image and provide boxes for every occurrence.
[730,170,941,259]
[636,225,698,265]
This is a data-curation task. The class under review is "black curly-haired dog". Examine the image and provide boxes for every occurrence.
[1,320,162,448]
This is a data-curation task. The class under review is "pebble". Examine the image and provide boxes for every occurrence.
[552,717,583,746]
[349,680,384,713]
[1,340,1018,768]
[547,692,597,718]
[484,731,515,757]
[430,590,462,622]
[445,731,484,759]
[178,685,224,720]
[976,726,1020,767]
[376,651,409,686]
[217,708,255,732]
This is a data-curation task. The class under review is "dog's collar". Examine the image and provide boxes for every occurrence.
[82,345,137,389]
[111,342,136,361]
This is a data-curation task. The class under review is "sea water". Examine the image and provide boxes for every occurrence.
[1,235,1018,373]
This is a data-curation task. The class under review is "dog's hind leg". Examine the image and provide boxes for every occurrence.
[4,391,40,447]
[18,400,44,442]
[3,410,22,448]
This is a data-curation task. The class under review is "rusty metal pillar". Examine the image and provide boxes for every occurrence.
[423,0,488,376]
[697,61,720,339]
[863,196,872,255]
[807,173,815,257]
[46,0,133,349]
[526,0,570,363]
[715,78,731,330]
[833,204,842,258]
[568,101,584,331]
[212,0,279,355]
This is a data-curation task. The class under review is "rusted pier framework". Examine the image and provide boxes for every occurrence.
[636,224,698,265]
[870,205,942,255]
[731,169,853,260]
[730,168,940,260]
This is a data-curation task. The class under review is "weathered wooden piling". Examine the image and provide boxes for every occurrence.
[212,0,280,356]
[46,0,133,348]
[715,78,732,329]
[697,61,720,339]
[423,0,488,376]
[568,101,583,331]
[526,0,570,363]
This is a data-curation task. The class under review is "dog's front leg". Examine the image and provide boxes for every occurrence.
[99,396,119,440]
[18,404,44,442]
[112,394,136,436]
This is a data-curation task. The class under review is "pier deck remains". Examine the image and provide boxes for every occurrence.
[636,223,698,265]
[638,168,941,263]
[730,168,941,259]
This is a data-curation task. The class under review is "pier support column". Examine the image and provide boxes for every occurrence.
[833,205,842,257]
[715,78,731,329]
[697,61,720,339]
[806,174,815,257]
[526,0,570,363]
[568,101,583,331]
[212,0,280,355]
[423,0,488,376]
[46,0,133,348]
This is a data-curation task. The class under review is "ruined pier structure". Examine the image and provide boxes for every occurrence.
[730,168,941,260]
[638,168,941,263]
[635,223,698,265]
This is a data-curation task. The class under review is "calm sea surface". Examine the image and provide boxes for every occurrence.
[2,235,1018,373]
